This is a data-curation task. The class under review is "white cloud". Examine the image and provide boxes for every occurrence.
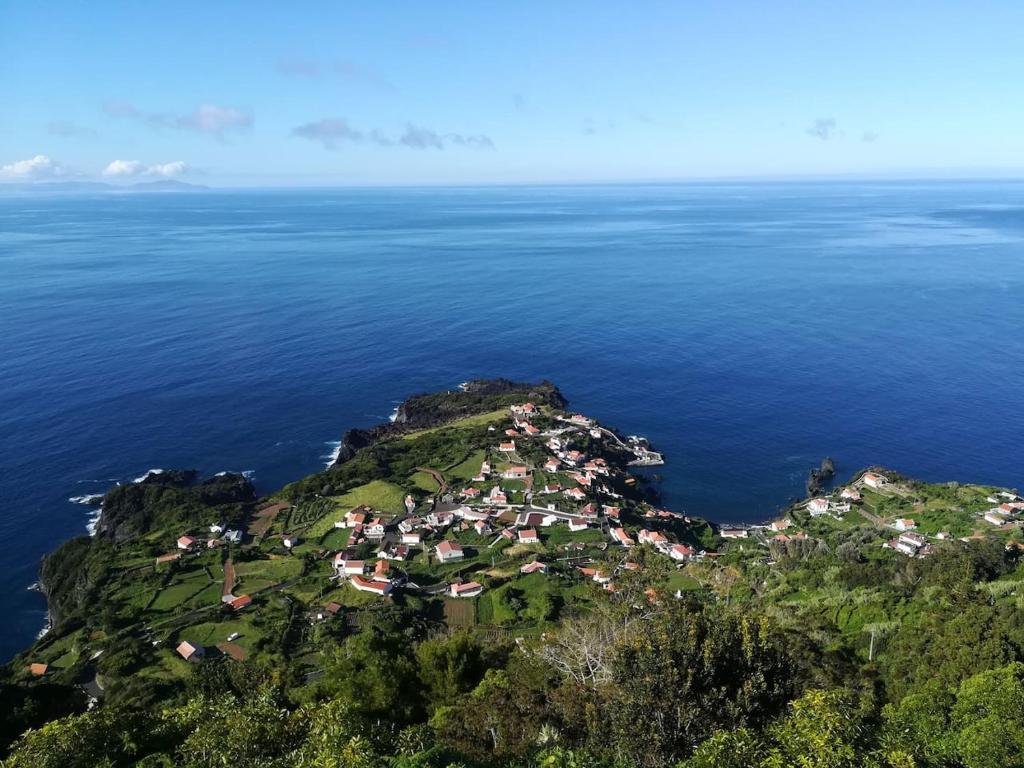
[102,159,189,178]
[0,155,66,179]
[102,159,147,177]
[148,161,187,177]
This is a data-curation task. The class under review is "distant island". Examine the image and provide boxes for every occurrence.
[3,378,1023,767]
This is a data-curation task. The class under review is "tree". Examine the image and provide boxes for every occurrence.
[415,634,487,712]
[950,662,1024,768]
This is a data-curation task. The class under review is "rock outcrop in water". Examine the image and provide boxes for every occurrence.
[806,456,836,496]
[330,378,566,468]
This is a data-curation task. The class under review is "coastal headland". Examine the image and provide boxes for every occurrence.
[3,378,1022,766]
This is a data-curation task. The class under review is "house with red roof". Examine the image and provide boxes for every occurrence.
[436,540,464,562]
[498,441,516,453]
[450,581,484,598]
[520,560,549,574]
[518,528,540,545]
[502,466,529,479]
[176,641,205,663]
[229,594,252,611]
[669,544,695,561]
[350,574,392,596]
[568,517,589,532]
[176,535,196,550]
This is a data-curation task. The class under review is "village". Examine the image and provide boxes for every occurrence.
[161,401,708,665]
[154,403,1024,669]
[21,396,1024,689]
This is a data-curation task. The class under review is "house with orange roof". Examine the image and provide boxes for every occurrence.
[638,529,668,547]
[609,527,634,547]
[351,574,392,596]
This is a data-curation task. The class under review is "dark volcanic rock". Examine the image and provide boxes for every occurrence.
[806,457,837,496]
[197,473,256,505]
[137,469,196,487]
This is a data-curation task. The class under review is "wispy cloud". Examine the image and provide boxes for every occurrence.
[292,118,494,151]
[274,56,395,90]
[102,159,188,178]
[806,117,838,140]
[0,154,67,179]
[512,93,527,111]
[861,130,880,143]
[47,120,96,138]
[582,117,617,136]
[102,101,252,138]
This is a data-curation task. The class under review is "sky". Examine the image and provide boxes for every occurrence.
[3,1,1024,187]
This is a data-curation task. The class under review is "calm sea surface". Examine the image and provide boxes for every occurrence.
[2,181,1023,659]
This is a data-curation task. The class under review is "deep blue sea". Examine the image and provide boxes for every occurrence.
[2,181,1024,660]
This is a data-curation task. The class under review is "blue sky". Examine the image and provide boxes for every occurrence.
[3,1,1024,186]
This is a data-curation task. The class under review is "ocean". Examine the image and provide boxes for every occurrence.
[2,181,1023,660]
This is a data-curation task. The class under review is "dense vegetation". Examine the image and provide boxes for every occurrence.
[4,383,1024,767]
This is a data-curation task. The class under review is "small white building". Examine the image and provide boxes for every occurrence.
[436,540,464,562]
[862,472,889,490]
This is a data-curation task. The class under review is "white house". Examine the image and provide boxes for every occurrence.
[223,529,243,544]
[669,544,695,561]
[610,527,634,547]
[863,472,889,490]
[720,528,748,539]
[807,498,830,516]
[436,540,464,562]
[568,517,589,533]
[893,518,916,532]
[335,557,365,576]
[520,561,548,574]
[518,528,540,545]
[450,581,484,598]
[350,574,392,596]
[401,532,422,545]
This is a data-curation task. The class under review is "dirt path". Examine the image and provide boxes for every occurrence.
[415,467,448,496]
[222,557,236,598]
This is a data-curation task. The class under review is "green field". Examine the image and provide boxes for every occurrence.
[400,409,508,441]
[330,480,408,515]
